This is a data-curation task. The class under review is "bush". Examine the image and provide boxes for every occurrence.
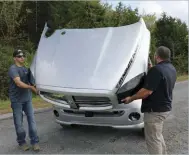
[173,54,188,75]
[0,45,14,99]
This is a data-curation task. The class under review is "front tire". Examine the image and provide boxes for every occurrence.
[60,124,71,129]
[60,124,79,128]
[140,127,145,137]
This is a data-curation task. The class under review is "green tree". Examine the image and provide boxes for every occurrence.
[49,1,106,29]
[142,13,156,30]
[18,1,50,45]
[142,13,157,62]
[109,2,139,27]
[0,1,23,40]
[0,1,188,99]
[154,12,188,73]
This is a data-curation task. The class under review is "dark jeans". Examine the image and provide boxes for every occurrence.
[11,101,39,145]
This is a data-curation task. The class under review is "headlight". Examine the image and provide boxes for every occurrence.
[40,92,68,104]
[116,73,146,103]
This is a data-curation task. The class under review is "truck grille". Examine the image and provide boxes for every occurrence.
[72,96,111,107]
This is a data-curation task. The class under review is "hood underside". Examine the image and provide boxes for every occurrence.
[32,18,149,91]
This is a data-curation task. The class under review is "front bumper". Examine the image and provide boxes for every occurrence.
[56,119,144,129]
[52,103,144,129]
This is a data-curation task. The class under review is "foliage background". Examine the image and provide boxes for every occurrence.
[0,1,188,99]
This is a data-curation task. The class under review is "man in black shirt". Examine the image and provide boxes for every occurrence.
[121,46,176,154]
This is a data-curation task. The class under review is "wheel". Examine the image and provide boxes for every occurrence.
[140,127,145,137]
[60,124,71,129]
[60,124,78,128]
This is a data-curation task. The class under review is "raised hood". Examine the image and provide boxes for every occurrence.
[32,18,149,91]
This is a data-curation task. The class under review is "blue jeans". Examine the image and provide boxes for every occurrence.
[11,101,39,146]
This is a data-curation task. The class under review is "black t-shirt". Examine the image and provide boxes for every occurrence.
[141,60,177,112]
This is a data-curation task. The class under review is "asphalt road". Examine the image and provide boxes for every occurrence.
[0,81,188,154]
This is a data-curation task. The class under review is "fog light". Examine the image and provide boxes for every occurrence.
[54,110,59,117]
[129,112,140,121]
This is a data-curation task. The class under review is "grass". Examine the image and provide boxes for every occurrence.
[176,74,188,82]
[0,97,52,115]
[0,75,188,115]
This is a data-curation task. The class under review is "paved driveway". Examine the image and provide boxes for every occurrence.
[0,81,188,154]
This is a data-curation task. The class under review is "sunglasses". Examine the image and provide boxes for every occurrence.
[16,55,25,58]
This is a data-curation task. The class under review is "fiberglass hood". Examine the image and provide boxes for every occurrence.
[32,18,150,91]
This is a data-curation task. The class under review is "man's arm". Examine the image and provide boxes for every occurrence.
[129,88,152,100]
[121,67,162,104]
[14,76,33,88]
[13,77,38,94]
[121,88,152,103]
[8,67,38,94]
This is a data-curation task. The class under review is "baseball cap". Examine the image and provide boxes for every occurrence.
[13,49,25,57]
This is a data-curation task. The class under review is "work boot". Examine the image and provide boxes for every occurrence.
[20,143,30,151]
[32,143,40,151]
